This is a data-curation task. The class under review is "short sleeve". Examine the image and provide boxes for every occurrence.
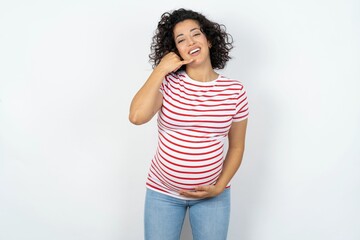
[159,75,169,95]
[232,85,249,122]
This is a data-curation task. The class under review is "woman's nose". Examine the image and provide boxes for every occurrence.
[188,37,195,46]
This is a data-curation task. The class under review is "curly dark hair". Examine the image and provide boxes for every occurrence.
[149,8,233,71]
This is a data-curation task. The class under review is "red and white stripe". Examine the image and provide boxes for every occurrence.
[146,71,249,199]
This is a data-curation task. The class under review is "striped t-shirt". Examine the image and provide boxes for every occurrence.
[146,70,249,199]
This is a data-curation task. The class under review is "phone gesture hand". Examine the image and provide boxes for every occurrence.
[157,52,193,74]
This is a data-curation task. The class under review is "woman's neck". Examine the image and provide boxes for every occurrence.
[185,65,218,82]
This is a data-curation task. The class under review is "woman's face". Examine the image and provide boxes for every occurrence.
[173,19,211,66]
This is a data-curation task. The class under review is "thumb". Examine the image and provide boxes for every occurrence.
[182,58,194,65]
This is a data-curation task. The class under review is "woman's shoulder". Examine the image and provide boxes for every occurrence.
[164,71,182,82]
[217,75,246,89]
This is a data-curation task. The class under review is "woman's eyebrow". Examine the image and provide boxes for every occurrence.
[190,27,200,32]
[175,33,184,39]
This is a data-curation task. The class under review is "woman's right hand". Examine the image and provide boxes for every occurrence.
[156,52,194,74]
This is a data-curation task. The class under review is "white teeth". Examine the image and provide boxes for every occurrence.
[189,48,200,54]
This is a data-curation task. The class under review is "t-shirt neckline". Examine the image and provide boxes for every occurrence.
[180,70,220,85]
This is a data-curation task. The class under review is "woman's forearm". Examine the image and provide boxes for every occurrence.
[129,68,166,125]
[129,53,194,125]
[215,145,245,192]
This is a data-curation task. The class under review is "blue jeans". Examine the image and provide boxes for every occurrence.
[144,188,230,240]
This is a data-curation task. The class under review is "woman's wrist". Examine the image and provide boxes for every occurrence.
[151,66,167,78]
[214,183,226,195]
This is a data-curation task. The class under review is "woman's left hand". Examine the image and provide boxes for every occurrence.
[179,185,223,198]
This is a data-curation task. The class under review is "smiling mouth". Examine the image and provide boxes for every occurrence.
[189,48,200,55]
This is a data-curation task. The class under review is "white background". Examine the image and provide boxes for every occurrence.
[1,0,359,239]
